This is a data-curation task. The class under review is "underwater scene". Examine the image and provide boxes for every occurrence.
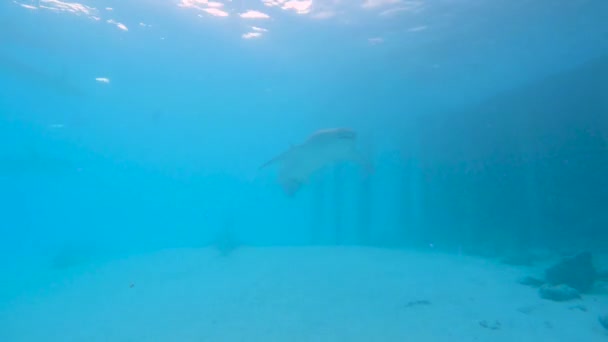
[1,0,607,341]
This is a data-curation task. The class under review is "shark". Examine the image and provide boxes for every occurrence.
[260,128,372,196]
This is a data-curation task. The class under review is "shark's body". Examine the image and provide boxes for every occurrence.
[261,128,370,196]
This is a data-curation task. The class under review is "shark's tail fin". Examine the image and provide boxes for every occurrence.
[259,156,280,170]
[259,145,294,170]
[246,152,283,184]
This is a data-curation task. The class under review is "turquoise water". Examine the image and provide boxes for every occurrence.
[1,0,608,341]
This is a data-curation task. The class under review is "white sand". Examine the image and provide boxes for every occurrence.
[1,247,606,341]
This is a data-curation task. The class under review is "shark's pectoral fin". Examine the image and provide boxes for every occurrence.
[281,178,303,197]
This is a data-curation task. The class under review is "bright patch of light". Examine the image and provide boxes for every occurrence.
[379,1,424,15]
[362,0,400,9]
[408,25,427,32]
[95,77,110,83]
[282,0,312,14]
[262,0,311,14]
[19,3,38,10]
[178,0,210,8]
[368,37,384,45]
[242,32,262,39]
[240,10,270,19]
[178,0,229,16]
[39,0,97,16]
[203,7,229,16]
[107,19,128,31]
[243,25,269,39]
[312,11,335,19]
[262,0,284,7]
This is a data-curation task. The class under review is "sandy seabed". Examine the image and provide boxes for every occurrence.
[1,246,606,341]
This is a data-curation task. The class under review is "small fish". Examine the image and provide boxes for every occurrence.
[95,77,110,83]
[260,128,372,196]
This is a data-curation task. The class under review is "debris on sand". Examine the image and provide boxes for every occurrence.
[479,320,501,330]
[538,284,581,302]
[545,251,596,293]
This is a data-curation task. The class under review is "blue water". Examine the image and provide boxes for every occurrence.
[1,0,608,340]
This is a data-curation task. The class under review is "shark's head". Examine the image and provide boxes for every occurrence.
[333,128,357,140]
[310,128,357,144]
